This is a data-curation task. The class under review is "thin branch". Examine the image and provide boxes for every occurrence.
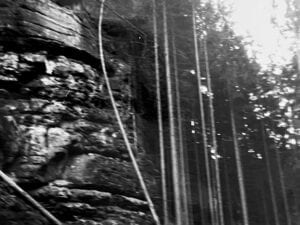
[152,0,168,223]
[98,1,161,224]
[0,171,62,225]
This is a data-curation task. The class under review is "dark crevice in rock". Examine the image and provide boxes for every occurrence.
[18,180,49,191]
[0,81,22,92]
[102,22,130,40]
[38,151,68,181]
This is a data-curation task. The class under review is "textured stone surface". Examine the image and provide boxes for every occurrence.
[0,180,50,225]
[0,50,159,224]
[0,51,156,225]
[0,0,160,224]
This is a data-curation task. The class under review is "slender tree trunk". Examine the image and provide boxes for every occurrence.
[222,147,235,225]
[152,0,168,223]
[171,26,189,225]
[192,121,206,225]
[98,1,161,224]
[0,171,62,225]
[162,0,182,224]
[293,25,300,220]
[294,4,300,146]
[187,104,196,225]
[183,133,194,225]
[268,120,292,225]
[260,121,280,225]
[271,0,298,211]
[203,36,224,225]
[274,145,292,225]
[228,82,249,225]
[191,1,216,224]
[260,180,271,225]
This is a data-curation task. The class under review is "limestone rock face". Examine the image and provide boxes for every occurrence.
[0,0,159,224]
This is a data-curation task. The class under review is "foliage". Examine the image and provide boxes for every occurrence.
[182,1,300,224]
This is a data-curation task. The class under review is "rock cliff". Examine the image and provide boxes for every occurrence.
[0,0,160,224]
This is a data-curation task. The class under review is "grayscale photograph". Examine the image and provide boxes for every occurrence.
[0,0,299,224]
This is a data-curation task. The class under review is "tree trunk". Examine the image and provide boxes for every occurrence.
[162,0,182,224]
[152,0,168,223]
[228,82,249,225]
[191,1,215,224]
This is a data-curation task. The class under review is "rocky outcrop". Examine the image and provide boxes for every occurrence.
[0,181,49,225]
[0,0,160,224]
